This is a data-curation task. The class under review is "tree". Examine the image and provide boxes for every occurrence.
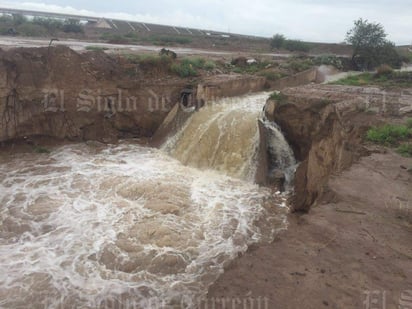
[271,34,286,49]
[346,18,401,70]
[63,19,83,33]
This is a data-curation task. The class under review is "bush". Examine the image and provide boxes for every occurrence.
[32,17,63,33]
[269,91,287,103]
[406,118,412,129]
[204,61,216,71]
[17,23,47,37]
[63,19,83,33]
[171,61,198,77]
[366,124,411,146]
[124,32,139,41]
[286,58,314,72]
[271,34,286,49]
[12,14,27,26]
[138,55,172,70]
[259,71,284,81]
[314,55,344,70]
[283,40,310,52]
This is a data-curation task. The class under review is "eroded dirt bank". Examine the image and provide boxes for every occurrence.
[0,46,268,145]
[207,85,412,308]
[265,84,412,211]
[207,151,412,309]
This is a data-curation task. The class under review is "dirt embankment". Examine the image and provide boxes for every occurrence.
[265,84,412,211]
[0,46,270,145]
[0,46,187,143]
[208,84,412,308]
[207,151,412,309]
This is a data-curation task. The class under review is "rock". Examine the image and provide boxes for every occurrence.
[268,169,286,192]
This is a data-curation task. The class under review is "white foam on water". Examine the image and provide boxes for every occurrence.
[0,142,287,308]
[162,92,271,182]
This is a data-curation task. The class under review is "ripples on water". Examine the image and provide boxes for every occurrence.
[0,93,290,308]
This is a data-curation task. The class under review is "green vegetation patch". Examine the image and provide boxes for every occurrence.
[85,46,109,52]
[366,124,411,146]
[333,71,412,88]
[269,92,288,105]
[366,121,412,157]
[397,143,412,157]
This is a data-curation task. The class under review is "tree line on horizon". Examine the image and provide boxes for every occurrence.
[271,18,409,71]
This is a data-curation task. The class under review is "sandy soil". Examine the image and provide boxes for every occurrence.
[207,150,412,309]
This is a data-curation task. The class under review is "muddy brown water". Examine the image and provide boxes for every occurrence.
[0,93,293,308]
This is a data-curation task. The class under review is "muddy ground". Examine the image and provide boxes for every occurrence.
[207,149,412,309]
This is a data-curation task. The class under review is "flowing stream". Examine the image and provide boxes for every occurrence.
[0,92,295,308]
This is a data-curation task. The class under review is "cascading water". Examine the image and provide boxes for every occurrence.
[259,116,297,189]
[0,92,296,308]
[162,92,297,185]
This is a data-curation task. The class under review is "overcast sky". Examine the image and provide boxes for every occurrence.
[0,0,411,44]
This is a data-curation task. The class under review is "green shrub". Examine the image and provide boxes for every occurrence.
[124,32,139,40]
[333,73,373,86]
[259,71,284,81]
[333,71,412,88]
[406,118,412,129]
[171,61,198,77]
[17,23,47,37]
[283,40,310,52]
[138,55,172,70]
[269,91,287,103]
[32,17,63,33]
[63,19,83,33]
[366,124,411,146]
[145,35,192,45]
[397,143,412,157]
[183,57,205,69]
[204,61,216,71]
[286,58,314,72]
[271,34,286,49]
[314,55,344,70]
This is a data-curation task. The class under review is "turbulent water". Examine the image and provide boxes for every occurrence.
[0,93,293,308]
[162,93,270,181]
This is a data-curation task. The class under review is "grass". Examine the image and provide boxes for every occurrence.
[333,71,412,88]
[121,54,216,77]
[85,46,109,52]
[397,143,412,157]
[281,57,315,73]
[100,33,193,45]
[170,57,216,77]
[230,60,274,74]
[366,124,411,146]
[269,92,287,104]
[150,35,192,45]
[259,71,286,81]
[366,122,412,157]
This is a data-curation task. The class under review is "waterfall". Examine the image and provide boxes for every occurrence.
[162,92,297,187]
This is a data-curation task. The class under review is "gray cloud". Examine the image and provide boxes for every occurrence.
[1,0,411,44]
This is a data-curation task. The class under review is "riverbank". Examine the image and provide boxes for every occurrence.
[207,149,412,308]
